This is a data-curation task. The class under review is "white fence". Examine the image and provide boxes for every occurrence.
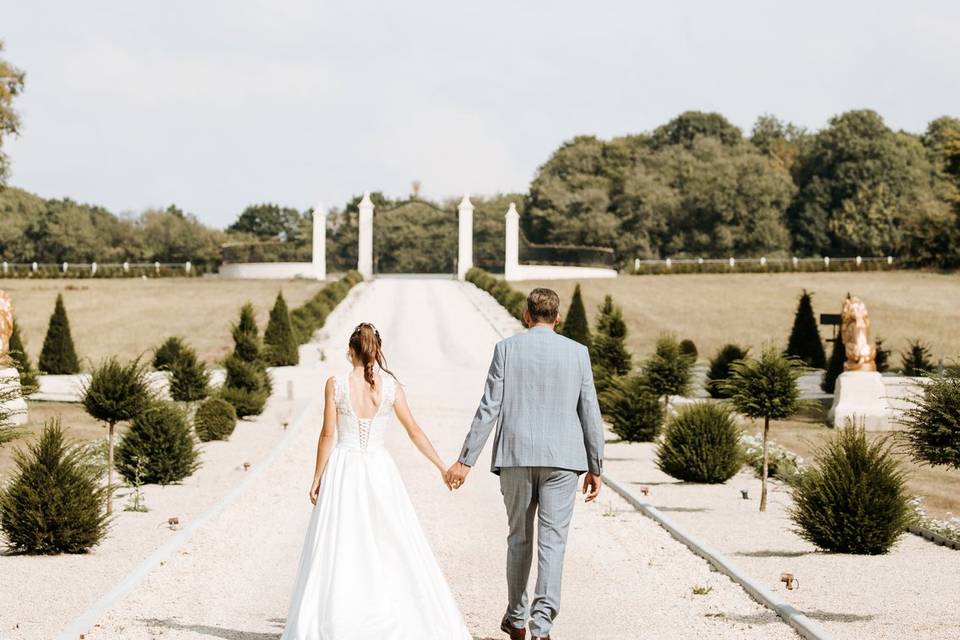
[0,261,196,277]
[631,255,896,274]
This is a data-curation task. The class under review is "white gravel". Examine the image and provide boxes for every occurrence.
[3,279,799,639]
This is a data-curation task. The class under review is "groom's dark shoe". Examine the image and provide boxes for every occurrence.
[500,617,526,639]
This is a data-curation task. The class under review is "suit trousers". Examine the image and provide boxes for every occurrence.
[499,466,579,637]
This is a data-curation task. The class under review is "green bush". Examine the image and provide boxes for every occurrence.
[790,424,913,554]
[152,336,188,371]
[785,290,826,368]
[221,356,269,418]
[821,337,845,393]
[116,402,199,485]
[705,344,749,399]
[167,347,210,404]
[599,374,663,442]
[194,397,238,442]
[465,267,526,322]
[874,337,891,373]
[39,293,80,374]
[560,284,591,347]
[232,303,263,363]
[0,378,24,446]
[657,403,742,483]
[287,271,361,344]
[590,295,632,399]
[679,339,698,361]
[901,339,934,376]
[901,373,960,469]
[0,418,109,554]
[643,334,694,405]
[263,291,299,366]
[8,317,39,392]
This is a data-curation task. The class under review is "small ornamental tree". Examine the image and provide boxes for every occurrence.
[900,339,934,376]
[590,295,632,400]
[152,336,187,371]
[194,397,238,442]
[786,290,826,368]
[657,403,742,483]
[116,402,199,485]
[560,284,591,347]
[221,303,271,417]
[722,348,803,512]
[167,346,210,405]
[0,418,109,554]
[705,344,749,399]
[39,293,80,374]
[679,339,698,361]
[81,357,153,513]
[263,291,299,366]
[821,337,845,393]
[901,373,960,470]
[643,334,693,408]
[791,424,913,554]
[232,303,263,363]
[599,374,663,442]
[874,338,891,373]
[8,317,39,392]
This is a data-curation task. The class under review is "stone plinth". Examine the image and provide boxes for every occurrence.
[0,367,28,426]
[827,371,891,431]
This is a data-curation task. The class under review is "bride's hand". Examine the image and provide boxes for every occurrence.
[309,478,321,505]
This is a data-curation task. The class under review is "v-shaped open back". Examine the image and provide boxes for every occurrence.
[345,375,384,420]
[332,374,397,453]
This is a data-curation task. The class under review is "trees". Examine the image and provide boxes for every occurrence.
[167,347,210,405]
[599,374,663,442]
[560,284,590,346]
[0,41,25,186]
[116,402,199,485]
[39,294,80,374]
[589,295,632,399]
[221,303,270,418]
[227,204,304,241]
[900,339,934,376]
[786,290,826,368]
[651,111,743,148]
[722,348,803,512]
[901,373,960,470]
[643,334,694,408]
[263,292,299,366]
[705,344,749,399]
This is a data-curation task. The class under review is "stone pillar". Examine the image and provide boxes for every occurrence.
[504,202,520,282]
[357,192,374,279]
[311,202,327,281]
[457,194,474,280]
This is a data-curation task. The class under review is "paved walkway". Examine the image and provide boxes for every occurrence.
[80,278,796,640]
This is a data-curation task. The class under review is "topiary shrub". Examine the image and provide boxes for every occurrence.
[221,356,268,418]
[821,337,845,393]
[39,293,80,374]
[705,344,749,399]
[786,290,826,368]
[790,423,913,554]
[657,403,742,483]
[901,372,960,469]
[194,397,238,442]
[8,317,39,392]
[679,339,698,361]
[152,336,187,371]
[590,295,632,400]
[599,374,663,442]
[900,339,934,376]
[116,402,199,485]
[0,418,109,554]
[167,347,210,404]
[560,284,591,347]
[232,303,262,363]
[643,334,693,407]
[874,337,891,373]
[264,291,299,366]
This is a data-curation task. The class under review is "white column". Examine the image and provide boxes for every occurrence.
[358,192,374,279]
[504,202,520,282]
[311,202,327,281]
[457,193,474,280]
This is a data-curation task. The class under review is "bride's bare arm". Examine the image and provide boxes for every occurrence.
[393,384,446,474]
[309,377,339,504]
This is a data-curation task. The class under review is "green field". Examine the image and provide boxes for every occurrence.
[520,271,960,364]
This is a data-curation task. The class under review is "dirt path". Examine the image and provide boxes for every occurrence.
[74,278,797,640]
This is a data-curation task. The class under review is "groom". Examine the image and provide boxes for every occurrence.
[446,287,604,640]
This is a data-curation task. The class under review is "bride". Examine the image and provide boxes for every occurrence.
[281,323,472,640]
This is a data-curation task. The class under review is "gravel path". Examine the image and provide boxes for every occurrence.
[8,278,798,640]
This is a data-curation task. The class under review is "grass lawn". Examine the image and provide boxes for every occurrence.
[0,277,329,368]
[519,271,960,363]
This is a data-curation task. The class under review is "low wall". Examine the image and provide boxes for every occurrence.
[219,262,320,280]
[505,264,618,281]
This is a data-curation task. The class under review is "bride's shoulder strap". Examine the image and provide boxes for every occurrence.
[383,373,398,405]
[331,375,344,405]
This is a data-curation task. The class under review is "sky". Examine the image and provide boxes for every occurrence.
[3,0,960,228]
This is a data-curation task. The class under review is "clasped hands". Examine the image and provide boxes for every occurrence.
[443,461,470,491]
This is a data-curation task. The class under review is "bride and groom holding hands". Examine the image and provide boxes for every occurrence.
[281,287,606,640]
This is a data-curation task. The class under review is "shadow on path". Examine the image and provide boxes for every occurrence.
[139,617,282,640]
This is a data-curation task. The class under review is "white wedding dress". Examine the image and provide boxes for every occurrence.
[281,374,472,640]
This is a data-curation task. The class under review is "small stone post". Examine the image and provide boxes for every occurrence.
[457,194,474,280]
[311,202,327,281]
[504,202,520,282]
[358,192,374,279]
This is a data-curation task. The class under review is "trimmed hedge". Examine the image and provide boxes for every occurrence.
[657,403,742,483]
[465,268,525,321]
[289,271,363,344]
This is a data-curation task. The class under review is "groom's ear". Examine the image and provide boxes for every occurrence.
[522,309,532,328]
[553,313,562,328]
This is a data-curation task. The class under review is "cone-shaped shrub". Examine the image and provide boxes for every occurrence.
[821,338,845,393]
[900,339,934,376]
[232,303,262,363]
[194,397,238,442]
[39,293,80,374]
[874,338,891,373]
[657,403,742,483]
[600,374,663,442]
[790,423,912,554]
[0,418,109,554]
[643,334,693,406]
[590,295,632,399]
[168,347,210,404]
[264,292,299,366]
[679,339,698,361]
[116,402,199,485]
[705,344,749,399]
[152,336,187,371]
[221,356,268,418]
[721,348,803,512]
[8,318,39,392]
[901,373,960,469]
[786,290,826,368]
[560,284,591,347]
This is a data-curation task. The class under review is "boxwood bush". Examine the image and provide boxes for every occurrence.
[705,344,749,399]
[657,403,742,483]
[465,267,525,321]
[116,402,199,485]
[194,397,238,442]
[599,374,663,442]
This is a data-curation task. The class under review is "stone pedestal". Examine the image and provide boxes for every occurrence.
[0,367,28,426]
[827,371,891,431]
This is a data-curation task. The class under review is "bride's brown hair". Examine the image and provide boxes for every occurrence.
[349,323,397,389]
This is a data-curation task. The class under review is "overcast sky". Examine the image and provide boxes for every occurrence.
[4,1,959,228]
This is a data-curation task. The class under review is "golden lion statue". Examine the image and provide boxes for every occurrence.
[840,295,876,371]
[0,291,12,361]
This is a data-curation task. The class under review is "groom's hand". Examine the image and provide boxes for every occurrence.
[582,473,602,502]
[445,462,470,491]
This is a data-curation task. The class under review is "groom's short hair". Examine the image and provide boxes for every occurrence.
[527,288,560,322]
